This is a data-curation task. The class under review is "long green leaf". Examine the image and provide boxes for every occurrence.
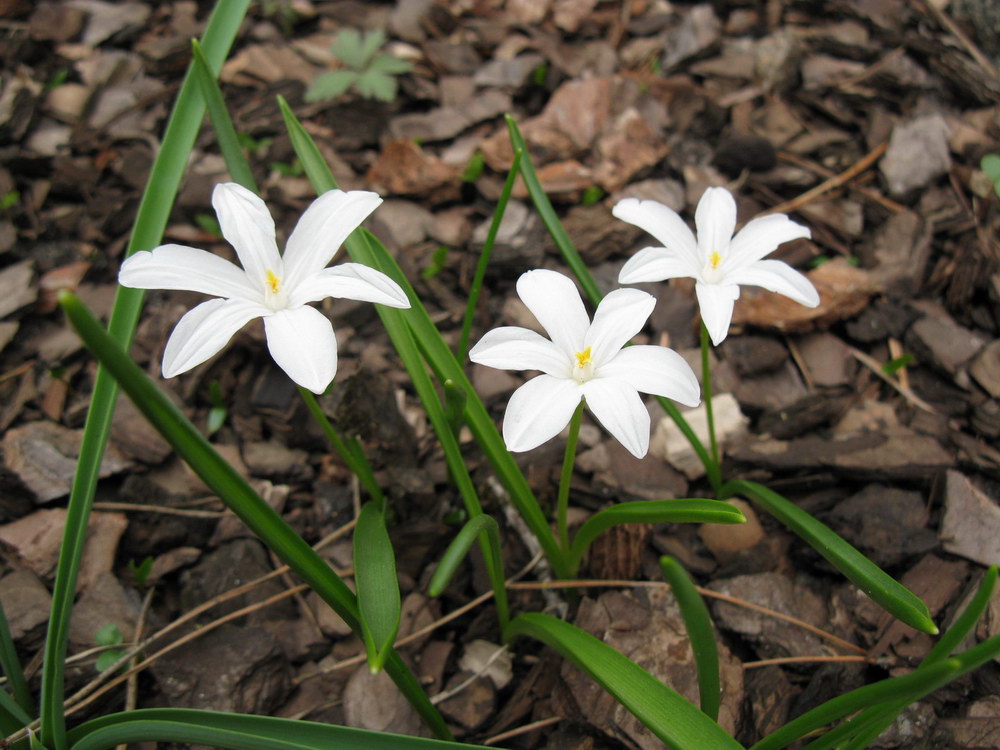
[40,4,251,749]
[723,479,935,634]
[660,556,720,722]
[567,499,745,573]
[0,687,30,736]
[59,293,451,741]
[924,565,997,664]
[355,502,401,673]
[505,116,717,492]
[0,600,32,716]
[68,708,485,750]
[505,613,744,750]
[277,96,566,579]
[190,38,257,192]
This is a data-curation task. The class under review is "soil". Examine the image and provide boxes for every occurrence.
[1,0,1000,748]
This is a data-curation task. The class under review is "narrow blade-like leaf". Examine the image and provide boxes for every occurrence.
[355,502,401,673]
[505,613,744,750]
[660,556,721,722]
[0,600,32,716]
[722,479,936,634]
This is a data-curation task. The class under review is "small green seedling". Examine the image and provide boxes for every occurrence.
[422,246,450,279]
[127,556,154,587]
[206,380,227,436]
[883,353,915,376]
[581,185,604,207]
[94,623,126,673]
[981,154,1000,198]
[461,152,485,182]
[306,29,412,103]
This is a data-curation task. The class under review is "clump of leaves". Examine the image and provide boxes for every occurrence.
[306,29,412,103]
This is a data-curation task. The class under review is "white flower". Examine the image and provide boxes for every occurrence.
[469,269,700,459]
[119,182,409,393]
[614,187,820,346]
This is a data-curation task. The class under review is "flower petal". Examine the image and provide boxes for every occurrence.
[502,375,582,453]
[212,182,282,290]
[288,263,409,308]
[162,297,267,378]
[469,327,571,378]
[612,198,700,270]
[580,378,650,458]
[119,244,260,301]
[597,346,700,407]
[727,213,811,270]
[695,282,740,346]
[584,288,654,366]
[515,270,590,356]
[263,306,339,394]
[618,246,698,284]
[694,187,737,261]
[282,190,383,288]
[727,259,820,307]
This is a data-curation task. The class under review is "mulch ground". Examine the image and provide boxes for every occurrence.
[1,0,1000,747]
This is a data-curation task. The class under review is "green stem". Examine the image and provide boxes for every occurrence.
[298,387,386,510]
[700,323,721,482]
[557,401,585,555]
[458,149,522,362]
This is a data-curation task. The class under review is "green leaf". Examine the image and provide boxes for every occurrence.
[581,185,604,206]
[981,153,1000,182]
[461,151,485,183]
[0,687,31,736]
[722,479,937,635]
[881,353,914,376]
[421,246,449,279]
[305,70,359,102]
[95,649,125,674]
[568,499,745,573]
[40,4,252,749]
[356,28,386,67]
[68,708,486,750]
[354,502,401,673]
[58,292,451,741]
[126,556,154,587]
[367,54,413,75]
[0,599,33,717]
[329,28,365,69]
[925,565,997,664]
[428,515,501,598]
[442,379,467,438]
[660,557,721,721]
[190,38,257,192]
[94,624,123,647]
[354,69,397,102]
[505,614,743,750]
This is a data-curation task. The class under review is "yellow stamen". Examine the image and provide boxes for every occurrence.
[709,251,722,270]
[265,270,281,294]
[574,346,592,368]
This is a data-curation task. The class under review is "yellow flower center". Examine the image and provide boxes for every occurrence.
[574,346,592,369]
[709,250,722,270]
[265,269,281,294]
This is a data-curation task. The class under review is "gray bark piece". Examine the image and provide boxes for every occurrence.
[880,114,951,196]
[0,260,36,318]
[941,471,1000,566]
[0,568,51,645]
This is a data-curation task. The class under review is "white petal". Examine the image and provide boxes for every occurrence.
[695,282,740,346]
[263,306,339,394]
[694,187,737,261]
[584,288,655,366]
[469,327,571,378]
[612,198,700,270]
[119,244,260,301]
[726,260,820,307]
[515,270,590,356]
[618,246,698,284]
[282,190,383,289]
[580,378,650,458]
[288,263,409,308]
[502,375,582,453]
[727,213,811,270]
[212,183,282,290]
[162,298,267,378]
[597,346,700,406]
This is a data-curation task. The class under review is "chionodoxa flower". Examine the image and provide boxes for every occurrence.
[119,182,408,393]
[614,187,819,346]
[470,269,699,459]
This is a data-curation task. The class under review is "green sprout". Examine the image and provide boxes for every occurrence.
[461,152,485,182]
[981,154,1000,198]
[422,246,450,279]
[882,353,915,376]
[581,185,604,206]
[94,624,125,673]
[127,556,154,587]
[206,380,228,436]
[306,29,412,104]
[194,212,222,238]
[0,190,19,212]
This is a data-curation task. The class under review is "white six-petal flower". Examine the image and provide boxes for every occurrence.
[469,269,700,458]
[119,182,409,393]
[614,187,820,346]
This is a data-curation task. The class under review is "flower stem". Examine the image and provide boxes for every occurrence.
[557,401,585,554]
[700,322,722,490]
[298,387,386,510]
